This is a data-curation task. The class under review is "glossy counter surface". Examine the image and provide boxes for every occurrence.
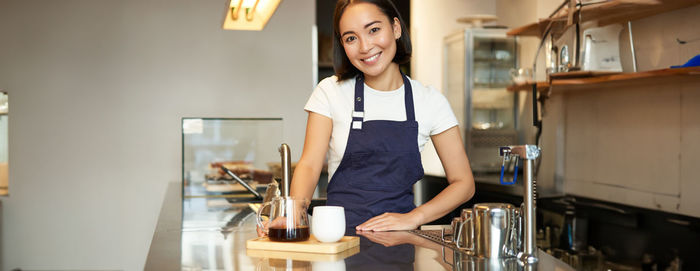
[145,182,575,270]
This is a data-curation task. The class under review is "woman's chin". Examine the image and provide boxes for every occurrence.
[358,65,386,78]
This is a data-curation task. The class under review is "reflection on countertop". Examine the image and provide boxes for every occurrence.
[145,182,575,271]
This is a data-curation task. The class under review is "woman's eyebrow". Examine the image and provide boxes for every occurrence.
[363,20,381,28]
[341,20,382,37]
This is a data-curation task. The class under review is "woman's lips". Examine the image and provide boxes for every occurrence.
[361,52,381,65]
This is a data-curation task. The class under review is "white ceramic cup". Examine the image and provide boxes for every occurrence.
[311,206,345,243]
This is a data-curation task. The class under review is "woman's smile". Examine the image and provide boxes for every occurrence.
[362,52,382,64]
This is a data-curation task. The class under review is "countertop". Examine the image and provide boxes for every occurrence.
[145,182,576,270]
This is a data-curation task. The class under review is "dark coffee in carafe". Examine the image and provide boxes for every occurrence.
[268,226,310,242]
[256,197,311,242]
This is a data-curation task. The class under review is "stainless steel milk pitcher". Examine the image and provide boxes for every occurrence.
[453,203,521,259]
[456,208,474,252]
[473,203,516,258]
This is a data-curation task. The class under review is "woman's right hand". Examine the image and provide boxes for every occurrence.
[257,217,288,237]
[256,220,268,237]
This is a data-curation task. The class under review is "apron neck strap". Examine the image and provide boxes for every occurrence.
[353,72,416,122]
[401,73,416,122]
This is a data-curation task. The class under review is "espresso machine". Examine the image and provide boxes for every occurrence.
[421,144,542,270]
[498,145,540,264]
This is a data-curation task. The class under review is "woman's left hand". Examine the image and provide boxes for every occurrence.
[355,212,422,231]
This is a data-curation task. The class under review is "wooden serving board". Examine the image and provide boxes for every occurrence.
[246,245,360,262]
[246,235,359,254]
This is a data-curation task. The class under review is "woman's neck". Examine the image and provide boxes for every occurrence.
[363,64,403,91]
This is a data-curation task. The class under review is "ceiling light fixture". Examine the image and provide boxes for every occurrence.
[222,0,282,31]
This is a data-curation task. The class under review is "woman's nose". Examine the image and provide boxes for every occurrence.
[359,37,372,53]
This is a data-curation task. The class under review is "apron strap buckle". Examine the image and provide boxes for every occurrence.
[352,121,362,130]
[352,111,364,130]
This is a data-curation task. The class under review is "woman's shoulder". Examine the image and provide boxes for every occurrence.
[311,76,355,106]
[407,77,445,100]
[318,75,353,91]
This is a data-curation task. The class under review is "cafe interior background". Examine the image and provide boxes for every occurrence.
[0,0,699,270]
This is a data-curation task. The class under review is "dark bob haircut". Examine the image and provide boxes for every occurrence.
[332,0,412,81]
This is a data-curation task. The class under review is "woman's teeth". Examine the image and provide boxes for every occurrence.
[363,53,380,63]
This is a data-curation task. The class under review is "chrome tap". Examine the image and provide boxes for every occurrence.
[279,143,292,197]
[499,145,540,264]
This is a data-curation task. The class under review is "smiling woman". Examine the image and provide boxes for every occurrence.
[273,0,476,234]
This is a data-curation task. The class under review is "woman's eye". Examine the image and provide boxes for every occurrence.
[345,36,356,43]
[370,27,380,33]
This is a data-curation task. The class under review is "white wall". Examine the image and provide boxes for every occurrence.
[0,0,314,270]
[410,0,496,91]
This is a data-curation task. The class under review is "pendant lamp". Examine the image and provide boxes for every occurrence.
[222,0,282,31]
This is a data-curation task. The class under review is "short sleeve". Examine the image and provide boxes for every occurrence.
[428,87,459,136]
[304,80,332,118]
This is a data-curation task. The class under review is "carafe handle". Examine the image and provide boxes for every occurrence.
[256,201,273,234]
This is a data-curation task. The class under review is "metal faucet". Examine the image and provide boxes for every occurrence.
[499,145,540,264]
[279,143,292,197]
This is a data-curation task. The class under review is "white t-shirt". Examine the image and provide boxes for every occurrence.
[304,75,458,180]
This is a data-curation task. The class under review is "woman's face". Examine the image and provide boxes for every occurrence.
[338,2,401,78]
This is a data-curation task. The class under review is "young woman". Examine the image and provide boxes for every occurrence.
[291,0,475,232]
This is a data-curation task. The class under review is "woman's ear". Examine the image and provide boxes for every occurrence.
[392,17,401,40]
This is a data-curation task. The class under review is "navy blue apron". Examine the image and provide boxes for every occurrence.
[326,73,425,228]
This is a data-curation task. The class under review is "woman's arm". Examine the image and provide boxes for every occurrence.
[356,126,475,231]
[414,125,475,223]
[289,112,333,200]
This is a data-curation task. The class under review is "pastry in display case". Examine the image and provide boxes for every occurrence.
[206,161,274,184]
[182,118,283,197]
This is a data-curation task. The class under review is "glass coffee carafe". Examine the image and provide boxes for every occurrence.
[256,196,310,242]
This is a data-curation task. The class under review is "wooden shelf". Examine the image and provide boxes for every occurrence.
[507,81,551,92]
[507,17,568,38]
[507,0,700,37]
[552,66,700,91]
[507,66,700,93]
[548,70,621,79]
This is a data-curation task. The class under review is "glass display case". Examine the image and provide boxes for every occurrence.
[182,118,283,198]
[444,28,519,173]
